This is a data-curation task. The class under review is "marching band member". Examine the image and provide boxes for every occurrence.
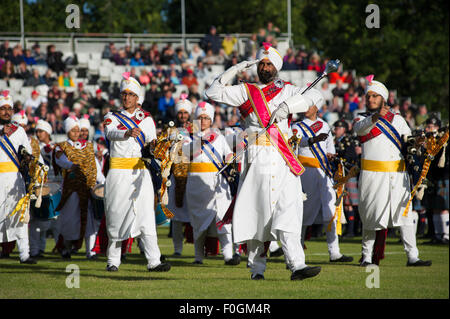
[103,72,170,272]
[353,76,431,266]
[292,95,353,263]
[28,120,60,258]
[205,43,322,280]
[53,116,103,260]
[182,101,239,265]
[166,96,193,256]
[0,91,36,264]
[79,116,92,141]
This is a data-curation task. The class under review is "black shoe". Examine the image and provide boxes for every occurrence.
[20,257,37,264]
[106,265,118,272]
[406,259,432,267]
[87,254,98,261]
[192,260,203,265]
[61,252,71,260]
[160,255,166,262]
[270,247,284,258]
[330,255,354,263]
[148,262,171,272]
[359,261,373,267]
[251,274,265,280]
[291,266,321,280]
[225,254,241,266]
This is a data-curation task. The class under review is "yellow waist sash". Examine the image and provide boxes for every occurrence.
[248,133,289,146]
[110,157,146,170]
[0,161,19,173]
[189,162,218,173]
[297,155,321,168]
[361,159,406,172]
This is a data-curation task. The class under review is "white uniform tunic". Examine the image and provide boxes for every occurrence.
[353,113,414,230]
[294,118,336,225]
[183,130,233,240]
[0,125,32,243]
[104,109,157,241]
[205,82,305,243]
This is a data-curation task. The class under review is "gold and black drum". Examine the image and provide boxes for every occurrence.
[91,184,105,220]
[172,163,189,207]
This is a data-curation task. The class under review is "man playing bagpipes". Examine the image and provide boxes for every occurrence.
[0,91,37,264]
[291,93,353,264]
[353,75,431,267]
[103,72,170,272]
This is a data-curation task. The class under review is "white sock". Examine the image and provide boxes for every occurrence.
[441,213,449,240]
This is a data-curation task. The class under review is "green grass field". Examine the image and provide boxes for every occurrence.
[0,227,448,299]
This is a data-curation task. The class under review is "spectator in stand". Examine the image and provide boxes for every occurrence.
[200,25,222,55]
[13,61,31,80]
[47,83,61,108]
[215,48,227,65]
[148,43,160,62]
[307,52,322,73]
[256,28,267,46]
[161,44,175,65]
[23,49,36,66]
[130,51,145,66]
[35,99,50,121]
[281,54,298,70]
[24,90,42,112]
[404,108,416,129]
[43,69,56,87]
[0,40,12,58]
[332,79,346,98]
[328,64,350,84]
[181,69,198,89]
[89,89,107,111]
[7,45,25,66]
[244,33,258,60]
[203,49,217,65]
[158,89,175,122]
[387,91,396,107]
[25,68,45,87]
[344,86,360,105]
[265,21,281,39]
[143,80,161,116]
[195,59,211,81]
[320,81,334,106]
[222,34,237,57]
[224,54,238,70]
[391,100,401,114]
[138,68,151,87]
[58,69,75,89]
[189,44,205,63]
[173,47,187,66]
[31,44,46,65]
[169,69,180,85]
[295,53,307,70]
[102,42,115,60]
[339,102,353,122]
[136,43,148,59]
[415,104,429,127]
[0,59,15,79]
[112,48,127,65]
[46,45,65,74]
[352,98,366,118]
[188,84,201,101]
[124,45,133,59]
[355,77,366,96]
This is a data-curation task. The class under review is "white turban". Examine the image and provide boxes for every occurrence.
[64,116,80,133]
[79,117,91,130]
[120,72,141,97]
[36,119,52,135]
[175,94,193,114]
[12,111,28,125]
[366,75,388,101]
[195,101,215,121]
[0,90,14,108]
[256,42,283,72]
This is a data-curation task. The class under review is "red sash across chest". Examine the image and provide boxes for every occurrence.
[358,112,395,144]
[239,81,290,119]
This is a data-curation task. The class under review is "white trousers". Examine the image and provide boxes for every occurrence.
[107,234,162,268]
[193,219,233,262]
[17,235,30,262]
[301,219,342,260]
[248,230,307,276]
[361,224,420,263]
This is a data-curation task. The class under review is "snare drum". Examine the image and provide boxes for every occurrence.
[91,184,105,220]
[155,203,169,226]
[30,182,61,219]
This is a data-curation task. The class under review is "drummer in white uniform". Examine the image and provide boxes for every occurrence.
[182,102,240,265]
[353,76,431,267]
[103,72,170,272]
[205,43,323,280]
[0,91,36,264]
[166,97,193,256]
[292,94,353,263]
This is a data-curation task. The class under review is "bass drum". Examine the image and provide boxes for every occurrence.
[30,182,61,219]
[91,184,105,220]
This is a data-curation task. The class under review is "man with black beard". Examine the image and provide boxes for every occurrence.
[205,43,323,281]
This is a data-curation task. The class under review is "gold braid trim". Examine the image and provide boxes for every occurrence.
[54,141,97,247]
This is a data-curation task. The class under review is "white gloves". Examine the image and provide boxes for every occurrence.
[302,88,325,109]
[268,102,289,126]
[219,59,261,85]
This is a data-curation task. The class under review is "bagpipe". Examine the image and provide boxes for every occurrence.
[10,145,50,223]
[401,124,449,211]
